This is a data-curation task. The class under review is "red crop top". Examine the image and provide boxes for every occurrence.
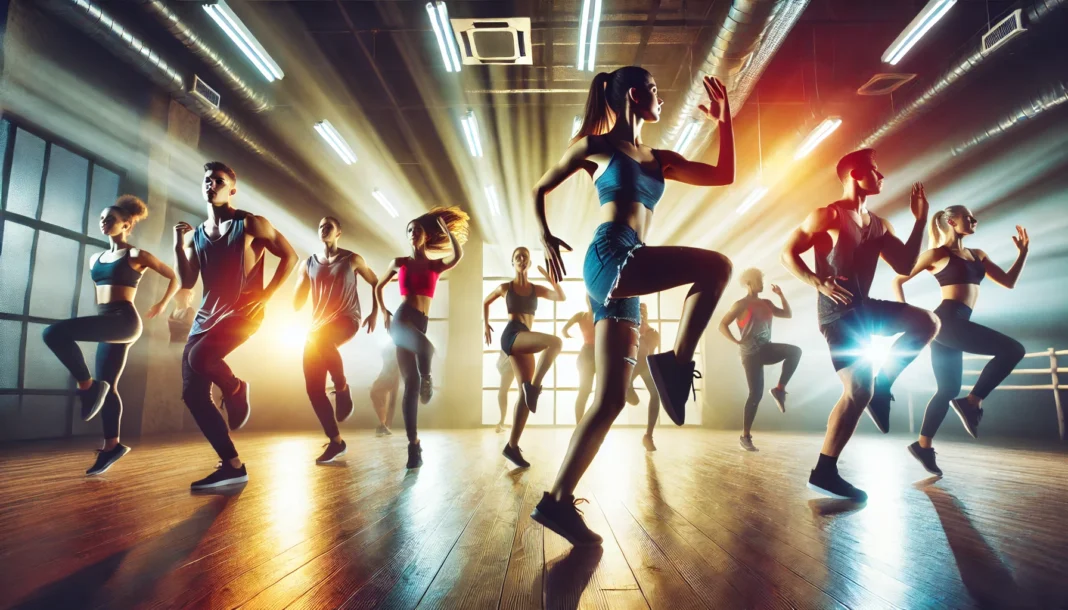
[398,263,439,297]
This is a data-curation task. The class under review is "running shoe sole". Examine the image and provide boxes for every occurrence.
[82,381,111,422]
[950,399,979,439]
[502,447,530,468]
[865,403,890,434]
[806,481,866,502]
[316,446,347,464]
[530,508,602,547]
[646,355,684,426]
[191,474,249,490]
[907,444,943,477]
[86,446,130,476]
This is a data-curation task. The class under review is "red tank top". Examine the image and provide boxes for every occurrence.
[398,263,439,297]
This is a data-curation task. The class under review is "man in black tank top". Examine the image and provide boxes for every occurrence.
[781,149,939,502]
[173,161,298,490]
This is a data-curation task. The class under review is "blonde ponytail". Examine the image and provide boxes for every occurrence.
[929,205,970,249]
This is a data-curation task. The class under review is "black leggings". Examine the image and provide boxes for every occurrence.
[920,300,1025,438]
[304,317,358,438]
[42,302,142,439]
[182,315,260,461]
[390,303,433,443]
[741,342,802,432]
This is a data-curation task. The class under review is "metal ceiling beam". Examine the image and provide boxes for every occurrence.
[633,0,664,65]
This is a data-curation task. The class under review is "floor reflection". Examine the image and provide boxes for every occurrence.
[544,546,604,610]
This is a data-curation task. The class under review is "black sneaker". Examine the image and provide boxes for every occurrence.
[807,467,867,502]
[739,435,759,452]
[78,381,111,422]
[223,380,251,431]
[316,440,347,464]
[908,442,943,476]
[646,351,700,426]
[522,382,542,414]
[769,387,787,413]
[86,443,130,476]
[866,379,893,434]
[642,434,656,452]
[406,442,423,469]
[419,375,434,404]
[334,386,353,422]
[503,444,530,468]
[191,462,248,490]
[531,493,603,547]
[951,398,983,439]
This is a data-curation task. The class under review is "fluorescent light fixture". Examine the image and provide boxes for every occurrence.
[736,185,769,216]
[203,0,284,82]
[460,110,483,157]
[575,0,603,71]
[371,189,399,218]
[571,115,583,139]
[673,120,701,154]
[794,117,842,160]
[427,2,462,72]
[314,120,357,165]
[485,185,501,217]
[882,0,957,65]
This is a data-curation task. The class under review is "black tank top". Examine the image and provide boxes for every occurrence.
[934,249,985,286]
[189,211,265,336]
[505,282,538,315]
[816,203,887,326]
[90,249,144,288]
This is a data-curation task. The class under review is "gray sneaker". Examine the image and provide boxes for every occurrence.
[739,435,759,452]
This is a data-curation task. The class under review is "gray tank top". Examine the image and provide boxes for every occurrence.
[738,299,773,356]
[816,203,887,326]
[190,212,264,336]
[307,251,361,331]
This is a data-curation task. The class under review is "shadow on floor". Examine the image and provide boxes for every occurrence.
[544,545,604,610]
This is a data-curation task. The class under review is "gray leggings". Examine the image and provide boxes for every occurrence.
[741,342,801,432]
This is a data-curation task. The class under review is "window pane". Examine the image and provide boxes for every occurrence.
[0,320,22,388]
[28,232,80,319]
[41,144,89,232]
[659,285,691,320]
[555,280,590,320]
[483,280,508,320]
[0,120,9,206]
[483,388,519,425]
[0,395,17,442]
[87,166,120,237]
[624,390,655,425]
[483,351,509,388]
[17,394,68,439]
[7,129,46,217]
[0,222,35,314]
[24,322,74,389]
[555,390,579,425]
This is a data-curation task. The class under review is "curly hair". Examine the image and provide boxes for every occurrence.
[111,194,148,227]
[410,206,470,254]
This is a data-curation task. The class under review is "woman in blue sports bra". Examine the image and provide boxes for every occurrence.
[42,195,180,476]
[892,204,1030,476]
[529,67,736,546]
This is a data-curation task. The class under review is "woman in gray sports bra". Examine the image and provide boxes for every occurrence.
[482,247,566,468]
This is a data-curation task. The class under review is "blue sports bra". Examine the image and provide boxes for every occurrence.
[934,249,985,286]
[595,150,665,211]
[90,249,144,288]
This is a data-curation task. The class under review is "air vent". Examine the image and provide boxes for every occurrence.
[857,73,917,96]
[191,75,221,108]
[451,17,532,65]
[982,9,1026,55]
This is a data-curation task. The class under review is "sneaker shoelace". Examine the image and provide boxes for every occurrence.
[571,497,590,516]
[688,370,702,401]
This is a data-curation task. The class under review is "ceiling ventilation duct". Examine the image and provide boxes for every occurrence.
[857,73,917,96]
[661,0,810,151]
[951,79,1068,155]
[134,0,273,113]
[38,0,300,183]
[858,0,1065,149]
[452,17,533,65]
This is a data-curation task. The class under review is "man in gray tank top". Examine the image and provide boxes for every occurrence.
[781,149,938,502]
[174,161,298,490]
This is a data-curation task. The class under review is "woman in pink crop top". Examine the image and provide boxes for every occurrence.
[375,206,469,469]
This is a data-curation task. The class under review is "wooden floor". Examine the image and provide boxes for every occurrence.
[2,428,1067,610]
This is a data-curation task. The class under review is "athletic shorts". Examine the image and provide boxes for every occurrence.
[500,319,529,356]
[820,299,914,371]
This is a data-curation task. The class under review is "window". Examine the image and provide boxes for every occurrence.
[0,119,122,441]
[481,244,702,426]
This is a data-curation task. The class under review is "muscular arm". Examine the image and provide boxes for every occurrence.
[293,259,310,311]
[781,207,836,288]
[978,248,1028,289]
[375,259,400,314]
[718,301,743,345]
[656,115,735,187]
[247,215,299,300]
[880,217,928,275]
[134,249,181,315]
[352,253,379,316]
[891,247,944,302]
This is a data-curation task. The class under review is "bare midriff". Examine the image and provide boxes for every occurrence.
[402,294,433,316]
[601,200,653,242]
[941,284,980,309]
[95,285,137,305]
[508,312,535,328]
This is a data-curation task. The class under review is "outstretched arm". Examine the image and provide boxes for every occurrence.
[781,206,853,305]
[718,301,743,345]
[891,247,944,302]
[979,226,1030,289]
[247,215,299,301]
[135,249,181,319]
[657,76,734,187]
[535,138,594,282]
[880,182,930,275]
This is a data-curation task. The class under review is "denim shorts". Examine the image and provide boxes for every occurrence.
[583,222,642,326]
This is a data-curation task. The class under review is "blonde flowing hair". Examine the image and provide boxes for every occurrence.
[410,206,470,255]
[928,205,970,249]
